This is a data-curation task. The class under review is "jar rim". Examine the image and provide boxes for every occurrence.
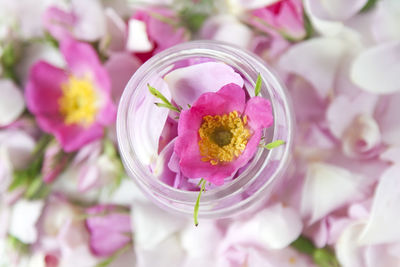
[117,40,294,218]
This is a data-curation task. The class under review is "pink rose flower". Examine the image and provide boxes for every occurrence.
[249,0,307,41]
[85,204,132,257]
[25,39,116,152]
[174,83,273,185]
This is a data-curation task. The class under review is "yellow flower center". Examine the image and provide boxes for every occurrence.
[58,76,98,126]
[198,111,251,165]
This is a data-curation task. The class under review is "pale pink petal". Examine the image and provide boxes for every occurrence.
[359,164,400,245]
[279,37,347,98]
[42,7,75,41]
[104,52,141,102]
[86,205,131,257]
[0,130,36,170]
[0,80,24,126]
[77,164,100,192]
[301,163,369,224]
[100,8,127,54]
[130,77,170,165]
[341,114,381,159]
[380,146,400,164]
[164,62,244,108]
[327,93,378,138]
[377,93,400,146]
[351,41,400,94]
[304,0,367,21]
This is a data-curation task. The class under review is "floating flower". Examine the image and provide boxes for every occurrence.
[25,39,116,152]
[174,83,273,185]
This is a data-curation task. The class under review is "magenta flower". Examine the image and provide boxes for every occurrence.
[174,83,273,185]
[249,0,307,41]
[85,204,132,257]
[25,39,116,152]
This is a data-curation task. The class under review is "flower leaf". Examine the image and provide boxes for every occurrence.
[263,140,286,150]
[194,178,206,227]
[148,84,180,112]
[254,73,262,96]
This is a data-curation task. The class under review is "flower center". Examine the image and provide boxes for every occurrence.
[58,76,98,126]
[198,111,251,165]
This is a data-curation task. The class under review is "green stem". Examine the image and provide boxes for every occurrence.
[194,179,206,227]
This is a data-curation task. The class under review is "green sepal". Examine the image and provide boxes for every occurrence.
[254,73,262,96]
[262,140,286,150]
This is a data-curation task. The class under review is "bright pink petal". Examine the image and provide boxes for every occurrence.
[244,96,273,130]
[48,122,104,152]
[25,61,66,115]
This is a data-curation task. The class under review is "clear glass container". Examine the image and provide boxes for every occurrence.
[117,40,293,219]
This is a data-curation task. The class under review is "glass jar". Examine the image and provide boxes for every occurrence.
[117,40,293,219]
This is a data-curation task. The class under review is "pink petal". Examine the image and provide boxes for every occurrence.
[42,7,75,41]
[377,93,400,146]
[164,62,244,108]
[25,61,66,115]
[351,41,400,94]
[104,52,141,103]
[279,37,347,99]
[372,0,400,43]
[86,205,131,257]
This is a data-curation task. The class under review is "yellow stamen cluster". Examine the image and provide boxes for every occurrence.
[198,111,251,165]
[59,76,98,126]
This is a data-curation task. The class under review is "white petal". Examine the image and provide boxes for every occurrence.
[279,37,347,98]
[0,80,24,126]
[100,8,127,54]
[71,0,106,41]
[223,203,303,250]
[301,163,367,224]
[359,164,400,245]
[164,62,244,108]
[305,0,367,21]
[200,15,253,49]
[126,19,153,53]
[136,235,184,267]
[351,41,400,94]
[180,220,222,257]
[372,0,400,43]
[131,201,187,250]
[9,199,44,244]
[336,222,366,267]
